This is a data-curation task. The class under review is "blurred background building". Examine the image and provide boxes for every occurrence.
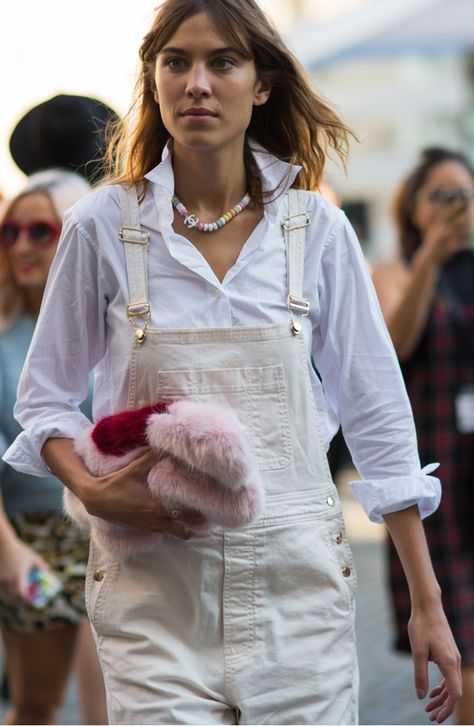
[1,0,473,261]
[284,0,474,260]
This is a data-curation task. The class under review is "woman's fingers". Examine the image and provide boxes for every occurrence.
[428,696,457,724]
[425,680,456,724]
[90,451,206,536]
[425,687,447,712]
[411,643,429,701]
[428,680,445,699]
[428,651,462,723]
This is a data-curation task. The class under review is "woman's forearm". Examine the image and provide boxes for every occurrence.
[42,437,94,499]
[383,505,441,607]
[385,252,440,361]
[384,505,462,718]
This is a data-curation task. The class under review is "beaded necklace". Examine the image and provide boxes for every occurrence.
[172,193,250,232]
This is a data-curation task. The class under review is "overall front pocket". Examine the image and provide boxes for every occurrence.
[156,365,292,471]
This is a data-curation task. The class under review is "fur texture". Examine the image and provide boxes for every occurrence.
[64,400,264,558]
[145,400,253,487]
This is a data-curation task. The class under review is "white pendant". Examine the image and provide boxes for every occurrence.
[184,214,199,229]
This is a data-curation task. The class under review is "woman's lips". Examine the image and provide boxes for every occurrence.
[15,262,37,274]
[180,108,218,122]
[181,107,217,116]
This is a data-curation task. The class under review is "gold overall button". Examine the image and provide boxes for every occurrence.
[336,531,343,545]
[342,566,351,578]
[94,570,104,582]
[326,495,335,507]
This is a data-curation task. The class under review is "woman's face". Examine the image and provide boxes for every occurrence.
[413,160,474,241]
[153,11,270,156]
[4,192,60,291]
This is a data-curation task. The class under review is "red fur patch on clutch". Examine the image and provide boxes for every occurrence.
[91,400,170,455]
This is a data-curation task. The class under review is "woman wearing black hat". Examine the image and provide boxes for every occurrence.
[3,1,462,724]
[9,93,118,184]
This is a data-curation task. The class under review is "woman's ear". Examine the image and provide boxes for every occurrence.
[253,78,272,107]
[153,88,160,104]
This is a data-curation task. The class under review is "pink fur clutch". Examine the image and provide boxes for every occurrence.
[64,399,264,558]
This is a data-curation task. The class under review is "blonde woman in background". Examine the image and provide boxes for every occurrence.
[0,170,107,725]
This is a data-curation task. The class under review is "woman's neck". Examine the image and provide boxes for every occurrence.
[23,287,44,319]
[172,143,248,215]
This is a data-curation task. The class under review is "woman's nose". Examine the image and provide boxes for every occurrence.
[12,229,34,251]
[185,64,211,97]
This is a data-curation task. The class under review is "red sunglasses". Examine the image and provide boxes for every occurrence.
[0,220,61,247]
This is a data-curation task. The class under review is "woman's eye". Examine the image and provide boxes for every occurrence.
[167,58,185,69]
[213,58,234,70]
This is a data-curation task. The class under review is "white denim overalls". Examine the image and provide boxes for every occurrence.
[85,187,359,725]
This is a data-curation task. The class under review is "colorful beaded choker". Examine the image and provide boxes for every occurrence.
[172,193,250,232]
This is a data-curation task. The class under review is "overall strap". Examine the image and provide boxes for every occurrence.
[282,189,311,335]
[117,184,151,343]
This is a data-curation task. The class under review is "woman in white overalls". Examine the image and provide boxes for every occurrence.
[4,0,461,723]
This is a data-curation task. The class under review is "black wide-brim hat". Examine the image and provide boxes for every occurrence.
[9,94,119,183]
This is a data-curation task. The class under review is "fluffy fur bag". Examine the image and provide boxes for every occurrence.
[64,399,264,558]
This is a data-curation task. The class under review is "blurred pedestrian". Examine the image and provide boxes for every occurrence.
[3,2,462,724]
[373,146,474,725]
[0,170,107,725]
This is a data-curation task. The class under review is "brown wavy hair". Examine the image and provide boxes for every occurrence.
[393,146,474,260]
[105,0,354,201]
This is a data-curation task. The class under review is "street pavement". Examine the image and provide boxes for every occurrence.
[0,480,450,725]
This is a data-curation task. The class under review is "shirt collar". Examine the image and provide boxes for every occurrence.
[144,139,302,199]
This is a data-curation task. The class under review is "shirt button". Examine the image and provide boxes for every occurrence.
[94,570,104,582]
[326,496,335,507]
[214,289,221,299]
[335,531,343,544]
[342,566,351,578]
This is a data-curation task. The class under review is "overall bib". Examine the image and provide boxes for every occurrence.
[85,188,359,725]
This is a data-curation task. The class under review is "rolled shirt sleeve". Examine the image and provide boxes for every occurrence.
[3,209,106,477]
[311,213,441,522]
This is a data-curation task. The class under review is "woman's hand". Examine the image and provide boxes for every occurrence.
[383,507,462,723]
[0,533,51,605]
[42,437,204,540]
[408,601,462,723]
[80,449,203,539]
[419,199,472,267]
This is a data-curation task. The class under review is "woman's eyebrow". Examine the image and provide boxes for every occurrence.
[159,45,250,58]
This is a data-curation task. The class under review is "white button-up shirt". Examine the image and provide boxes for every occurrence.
[3,143,440,523]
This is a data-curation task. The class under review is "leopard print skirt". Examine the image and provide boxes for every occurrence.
[0,512,90,631]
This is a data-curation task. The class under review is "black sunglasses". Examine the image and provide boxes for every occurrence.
[427,187,474,205]
[0,220,61,247]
